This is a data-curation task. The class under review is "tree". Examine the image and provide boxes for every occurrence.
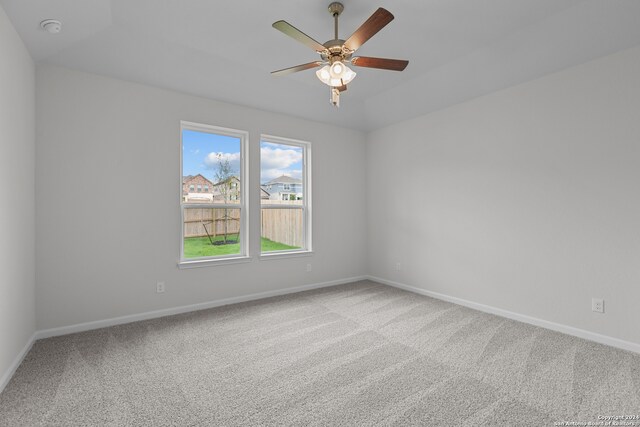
[215,153,236,244]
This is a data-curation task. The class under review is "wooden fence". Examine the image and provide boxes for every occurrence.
[184,207,303,247]
[260,208,303,248]
[184,208,240,239]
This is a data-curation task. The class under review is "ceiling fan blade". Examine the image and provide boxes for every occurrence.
[337,84,347,92]
[344,8,394,52]
[351,56,408,71]
[272,20,327,52]
[271,61,323,76]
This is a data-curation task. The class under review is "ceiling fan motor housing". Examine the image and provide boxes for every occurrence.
[321,40,352,63]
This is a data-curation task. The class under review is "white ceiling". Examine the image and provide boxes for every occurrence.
[3,0,640,131]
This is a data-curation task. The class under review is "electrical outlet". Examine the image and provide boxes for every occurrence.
[306,263,312,272]
[395,262,401,271]
[592,298,604,313]
[156,281,165,294]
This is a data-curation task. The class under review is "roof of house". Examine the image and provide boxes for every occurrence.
[212,175,240,186]
[263,175,302,185]
[183,174,213,185]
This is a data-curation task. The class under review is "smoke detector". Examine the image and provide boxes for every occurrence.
[40,19,62,34]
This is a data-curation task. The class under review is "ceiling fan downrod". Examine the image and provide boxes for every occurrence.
[329,2,343,40]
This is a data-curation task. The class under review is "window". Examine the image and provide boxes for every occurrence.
[189,184,195,192]
[180,121,248,265]
[260,135,311,255]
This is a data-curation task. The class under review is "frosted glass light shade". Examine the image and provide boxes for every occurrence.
[330,62,344,77]
[341,67,356,85]
[316,66,332,85]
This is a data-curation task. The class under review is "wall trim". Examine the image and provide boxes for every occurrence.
[367,275,640,354]
[35,276,367,340]
[0,333,36,395]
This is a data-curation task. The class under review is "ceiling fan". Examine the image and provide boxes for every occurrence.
[271,2,409,107]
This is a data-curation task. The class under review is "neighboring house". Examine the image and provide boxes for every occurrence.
[185,174,270,202]
[183,174,214,202]
[212,176,241,202]
[261,175,303,201]
[213,176,270,200]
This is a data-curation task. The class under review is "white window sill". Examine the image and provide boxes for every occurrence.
[178,256,252,269]
[260,250,314,261]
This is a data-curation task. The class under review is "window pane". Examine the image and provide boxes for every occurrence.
[182,129,241,204]
[260,141,303,205]
[183,207,241,258]
[261,208,303,252]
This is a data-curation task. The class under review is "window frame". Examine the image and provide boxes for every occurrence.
[260,134,312,258]
[179,121,250,268]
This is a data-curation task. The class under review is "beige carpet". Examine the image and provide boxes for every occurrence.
[1,280,639,426]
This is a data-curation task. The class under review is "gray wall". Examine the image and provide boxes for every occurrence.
[35,65,367,330]
[0,6,36,386]
[28,36,640,349]
[367,45,640,345]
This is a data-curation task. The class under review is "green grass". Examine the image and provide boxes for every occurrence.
[260,237,300,253]
[183,235,299,259]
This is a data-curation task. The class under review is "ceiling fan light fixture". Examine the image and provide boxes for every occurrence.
[317,62,356,87]
[330,61,356,85]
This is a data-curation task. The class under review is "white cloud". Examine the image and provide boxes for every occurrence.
[260,146,302,170]
[260,169,280,181]
[199,146,303,183]
[204,152,241,175]
[260,146,302,182]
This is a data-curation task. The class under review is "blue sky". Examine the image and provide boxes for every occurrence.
[182,130,240,183]
[183,129,303,184]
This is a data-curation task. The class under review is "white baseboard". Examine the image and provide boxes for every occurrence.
[0,333,36,395]
[367,275,640,354]
[36,276,367,340]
